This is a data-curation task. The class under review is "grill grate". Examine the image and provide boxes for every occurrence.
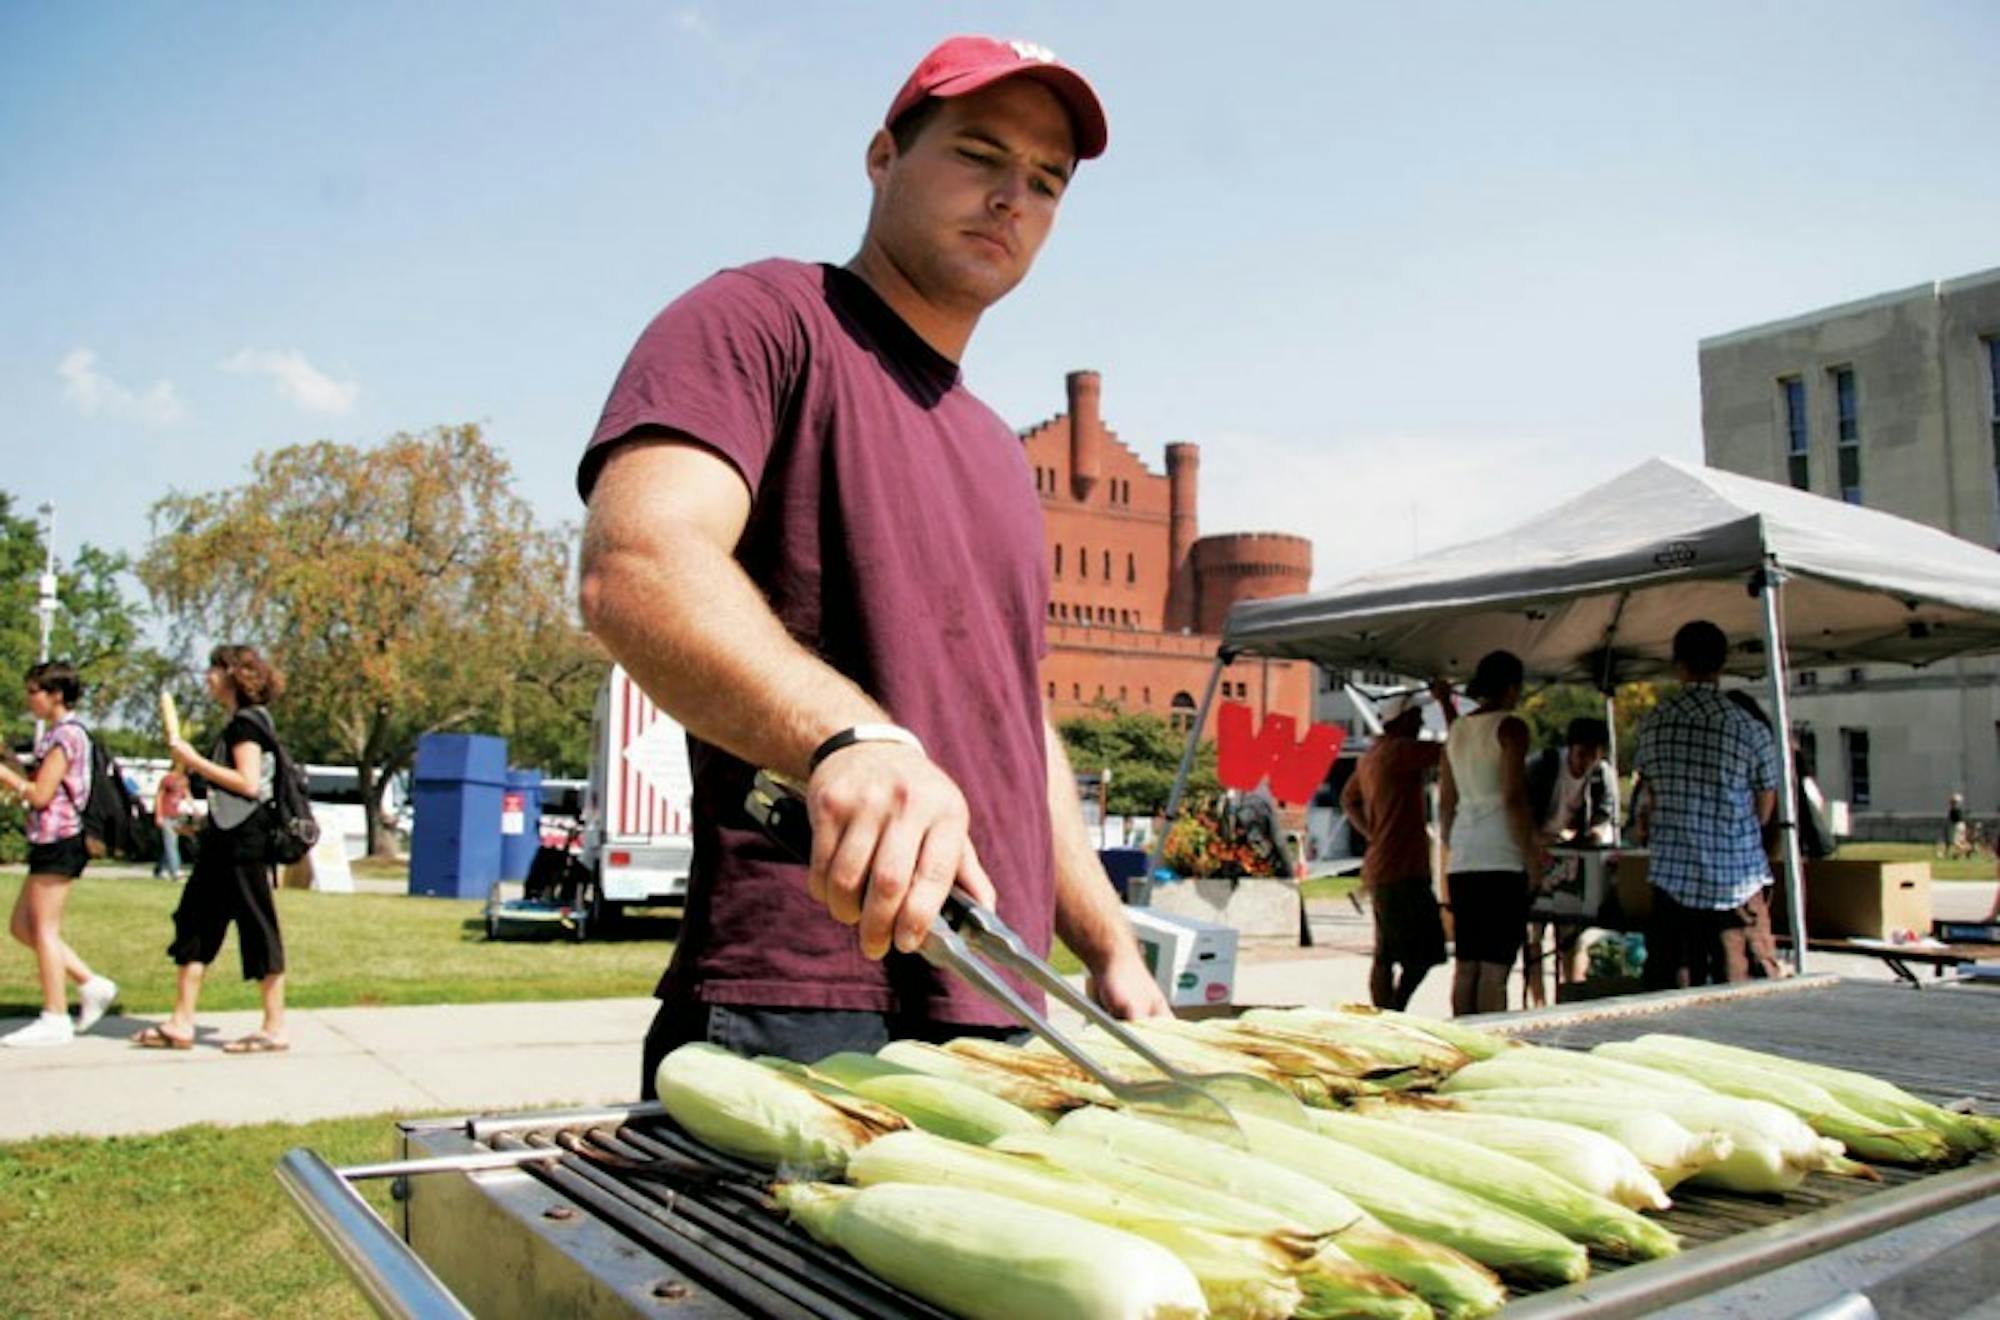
[460,980,1996,1317]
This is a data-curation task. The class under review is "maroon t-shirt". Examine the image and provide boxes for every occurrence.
[580,259,1055,1026]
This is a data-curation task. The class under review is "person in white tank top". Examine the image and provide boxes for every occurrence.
[1439,650,1546,1016]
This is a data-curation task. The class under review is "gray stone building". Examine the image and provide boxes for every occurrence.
[1699,267,2000,837]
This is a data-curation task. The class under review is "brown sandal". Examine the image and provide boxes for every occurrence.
[134,1024,193,1050]
[222,1032,290,1054]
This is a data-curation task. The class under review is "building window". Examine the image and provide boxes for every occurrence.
[1795,724,1817,781]
[1053,545,1062,577]
[1169,692,1197,733]
[1126,552,1136,584]
[1780,377,1809,490]
[1072,683,1081,701]
[1796,669,1817,688]
[1046,681,1056,700]
[1846,666,1866,686]
[1118,686,1127,701]
[1102,549,1111,579]
[1986,336,2000,542]
[1841,727,1870,807]
[1143,687,1152,704]
[1078,546,1088,579]
[1832,367,1861,504]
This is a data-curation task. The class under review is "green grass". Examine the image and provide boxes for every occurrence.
[0,1113,413,1319]
[1834,841,1997,881]
[0,871,674,1016]
[1300,873,1363,903]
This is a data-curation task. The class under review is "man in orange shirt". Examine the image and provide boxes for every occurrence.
[1341,682,1456,1008]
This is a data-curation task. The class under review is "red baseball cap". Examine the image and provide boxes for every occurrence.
[885,35,1108,160]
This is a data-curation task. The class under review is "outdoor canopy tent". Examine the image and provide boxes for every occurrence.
[1221,457,2000,681]
[1170,457,2000,974]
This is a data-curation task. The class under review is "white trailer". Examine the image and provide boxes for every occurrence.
[582,663,695,921]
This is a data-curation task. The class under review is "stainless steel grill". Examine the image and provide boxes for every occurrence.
[280,977,2000,1319]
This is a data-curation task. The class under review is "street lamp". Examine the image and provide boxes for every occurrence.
[35,501,58,664]
[34,502,57,740]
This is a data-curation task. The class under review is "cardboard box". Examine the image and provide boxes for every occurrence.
[1610,852,1653,924]
[1126,907,1239,1010]
[1771,860,1932,941]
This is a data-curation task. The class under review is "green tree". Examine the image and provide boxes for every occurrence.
[0,492,160,732]
[1518,681,1662,773]
[140,425,597,854]
[1056,703,1219,817]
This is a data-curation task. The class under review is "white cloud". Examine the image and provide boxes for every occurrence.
[219,347,359,415]
[57,348,186,426]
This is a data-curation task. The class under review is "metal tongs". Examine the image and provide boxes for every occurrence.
[746,771,1310,1147]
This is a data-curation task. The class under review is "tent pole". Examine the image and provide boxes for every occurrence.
[1146,651,1231,888]
[1603,692,1621,845]
[1759,564,1809,977]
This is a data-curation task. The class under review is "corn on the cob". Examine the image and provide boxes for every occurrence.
[809,1051,1047,1144]
[847,1130,1305,1319]
[1227,1110,1588,1286]
[1351,1102,1672,1210]
[1448,1072,1842,1193]
[1333,1005,1511,1061]
[1304,1109,1678,1261]
[1051,1106,1507,1318]
[776,1181,1209,1320]
[1027,1023,1337,1112]
[1436,1088,1733,1190]
[879,1038,1101,1113]
[1243,1007,1470,1074]
[656,1042,903,1175]
[1593,1039,1951,1166]
[1612,1034,1991,1159]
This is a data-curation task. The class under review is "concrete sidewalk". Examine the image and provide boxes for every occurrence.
[2,886,1984,1144]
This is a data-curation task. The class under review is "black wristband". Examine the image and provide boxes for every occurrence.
[808,724,924,773]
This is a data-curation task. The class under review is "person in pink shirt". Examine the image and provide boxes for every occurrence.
[1,661,119,1048]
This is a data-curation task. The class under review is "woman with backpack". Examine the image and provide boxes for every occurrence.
[2,661,119,1048]
[137,644,291,1052]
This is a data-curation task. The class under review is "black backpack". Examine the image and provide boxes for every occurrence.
[61,724,153,862]
[242,707,321,865]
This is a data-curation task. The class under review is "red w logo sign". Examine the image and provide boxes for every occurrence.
[1214,702,1344,805]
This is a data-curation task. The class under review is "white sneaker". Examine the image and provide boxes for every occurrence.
[2,1012,76,1048]
[77,977,118,1034]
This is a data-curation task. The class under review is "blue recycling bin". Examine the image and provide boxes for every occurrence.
[498,768,544,881]
[410,733,508,899]
[1098,848,1150,900]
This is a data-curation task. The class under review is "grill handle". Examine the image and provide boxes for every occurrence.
[277,1148,473,1320]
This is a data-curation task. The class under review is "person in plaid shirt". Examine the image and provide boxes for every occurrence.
[1633,620,1779,988]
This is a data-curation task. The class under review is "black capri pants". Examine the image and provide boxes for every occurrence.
[169,817,286,980]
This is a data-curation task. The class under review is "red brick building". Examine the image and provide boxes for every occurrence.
[1022,370,1316,739]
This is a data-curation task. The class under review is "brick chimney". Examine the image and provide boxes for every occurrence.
[1164,441,1200,632]
[1067,369,1102,502]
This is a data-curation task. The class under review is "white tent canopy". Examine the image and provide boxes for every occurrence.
[1167,458,2000,977]
[1221,458,2000,686]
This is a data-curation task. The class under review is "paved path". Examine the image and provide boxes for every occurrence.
[3,882,1991,1144]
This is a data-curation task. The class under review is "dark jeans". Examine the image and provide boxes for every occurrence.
[639,998,1026,1101]
[1643,885,1783,990]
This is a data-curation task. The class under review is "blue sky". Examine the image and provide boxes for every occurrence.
[4,2,1997,590]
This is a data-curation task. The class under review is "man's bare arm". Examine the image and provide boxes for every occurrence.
[579,439,995,957]
[1043,720,1169,1018]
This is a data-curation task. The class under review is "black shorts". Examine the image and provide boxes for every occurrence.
[1447,870,1530,964]
[25,834,89,879]
[1371,876,1447,969]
